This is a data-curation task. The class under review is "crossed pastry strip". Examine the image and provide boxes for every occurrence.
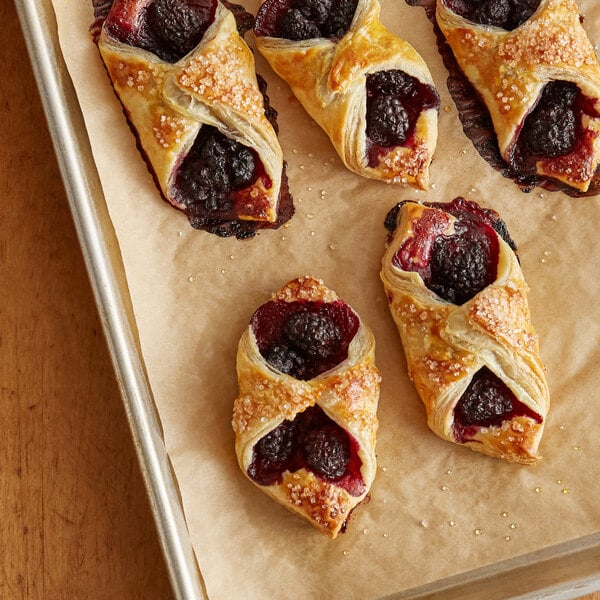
[254,0,440,189]
[436,0,600,192]
[381,199,550,464]
[232,276,380,538]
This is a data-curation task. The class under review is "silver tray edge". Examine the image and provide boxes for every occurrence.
[15,1,208,598]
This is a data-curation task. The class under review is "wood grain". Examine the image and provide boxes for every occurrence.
[1,0,598,599]
[1,1,173,598]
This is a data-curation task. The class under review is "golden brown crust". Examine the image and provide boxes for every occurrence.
[232,276,380,538]
[255,0,439,189]
[436,0,600,192]
[380,201,550,464]
[98,2,284,221]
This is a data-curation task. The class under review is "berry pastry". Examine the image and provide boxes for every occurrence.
[232,276,380,538]
[93,0,293,238]
[253,0,440,189]
[435,0,600,193]
[381,198,550,464]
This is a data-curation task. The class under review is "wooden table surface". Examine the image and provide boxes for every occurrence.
[1,1,599,599]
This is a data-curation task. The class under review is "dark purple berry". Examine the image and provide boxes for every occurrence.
[145,0,213,61]
[263,344,306,377]
[521,81,578,158]
[255,420,296,463]
[472,0,511,27]
[455,368,514,426]
[444,0,540,30]
[367,70,416,97]
[367,96,410,147]
[283,311,342,359]
[278,8,322,40]
[428,224,496,305]
[299,0,332,25]
[175,126,258,213]
[324,0,358,38]
[303,425,350,479]
[365,70,439,160]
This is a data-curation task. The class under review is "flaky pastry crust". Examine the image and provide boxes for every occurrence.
[232,276,380,538]
[436,0,600,192]
[97,0,284,222]
[254,0,439,189]
[381,202,550,464]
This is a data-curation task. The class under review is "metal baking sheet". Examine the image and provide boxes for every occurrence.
[15,0,600,598]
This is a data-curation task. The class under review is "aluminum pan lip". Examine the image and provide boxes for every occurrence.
[15,1,207,598]
[13,0,600,598]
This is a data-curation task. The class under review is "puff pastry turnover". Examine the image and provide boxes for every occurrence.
[436,0,600,193]
[381,198,549,464]
[232,276,380,538]
[94,0,293,238]
[254,0,440,189]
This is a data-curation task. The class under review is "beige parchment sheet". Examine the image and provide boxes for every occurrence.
[52,1,600,598]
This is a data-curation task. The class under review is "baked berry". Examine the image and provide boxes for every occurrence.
[299,0,332,25]
[283,311,342,360]
[325,0,358,38]
[367,96,410,146]
[444,0,540,30]
[255,420,296,463]
[278,8,322,40]
[365,70,439,160]
[472,0,511,27]
[145,0,214,61]
[106,0,218,63]
[428,224,496,305]
[521,81,578,158]
[252,300,360,380]
[248,405,364,493]
[455,367,514,426]
[263,344,307,377]
[174,125,258,214]
[392,199,502,305]
[255,0,357,40]
[303,425,350,479]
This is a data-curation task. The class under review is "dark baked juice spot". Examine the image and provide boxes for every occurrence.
[453,367,542,442]
[247,405,365,496]
[365,70,439,166]
[254,0,358,40]
[252,299,360,380]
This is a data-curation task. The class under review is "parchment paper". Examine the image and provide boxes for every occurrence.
[51,1,600,598]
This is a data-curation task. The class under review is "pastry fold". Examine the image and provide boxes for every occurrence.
[254,0,439,189]
[436,0,600,192]
[381,199,549,464]
[232,276,380,538]
[96,0,291,235]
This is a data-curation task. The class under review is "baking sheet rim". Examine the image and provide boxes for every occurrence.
[14,0,600,598]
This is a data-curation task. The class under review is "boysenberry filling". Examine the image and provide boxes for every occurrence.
[365,70,439,166]
[105,0,218,63]
[174,125,272,228]
[391,198,502,305]
[247,405,365,495]
[254,0,358,41]
[453,367,542,442]
[252,299,360,380]
[443,0,540,30]
[511,80,600,176]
